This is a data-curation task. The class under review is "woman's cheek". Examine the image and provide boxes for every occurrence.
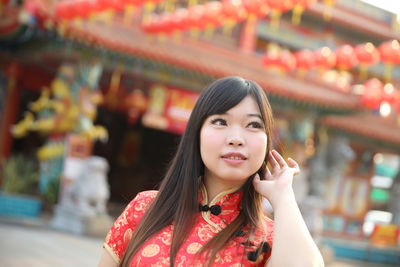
[250,135,267,165]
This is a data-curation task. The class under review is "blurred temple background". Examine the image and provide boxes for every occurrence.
[0,0,400,266]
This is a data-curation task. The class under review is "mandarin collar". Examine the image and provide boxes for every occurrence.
[199,182,242,216]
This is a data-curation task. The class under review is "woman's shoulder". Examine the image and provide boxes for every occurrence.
[127,190,159,209]
[133,190,159,201]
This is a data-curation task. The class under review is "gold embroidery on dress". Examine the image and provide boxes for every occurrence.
[141,244,161,257]
[186,242,202,254]
[198,224,218,241]
[123,228,133,244]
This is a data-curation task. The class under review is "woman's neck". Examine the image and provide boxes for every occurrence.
[203,175,244,203]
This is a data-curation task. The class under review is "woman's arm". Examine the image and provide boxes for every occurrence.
[98,249,118,267]
[254,150,324,267]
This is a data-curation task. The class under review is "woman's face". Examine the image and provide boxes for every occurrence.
[200,95,267,188]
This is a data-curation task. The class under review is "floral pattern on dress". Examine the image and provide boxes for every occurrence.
[104,189,274,266]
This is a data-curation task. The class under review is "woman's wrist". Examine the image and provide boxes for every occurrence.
[269,188,297,211]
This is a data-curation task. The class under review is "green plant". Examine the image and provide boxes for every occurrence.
[1,154,39,195]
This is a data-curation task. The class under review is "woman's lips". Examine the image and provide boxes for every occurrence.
[221,152,247,165]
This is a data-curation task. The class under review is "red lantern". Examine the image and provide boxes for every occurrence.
[222,0,247,23]
[156,12,174,34]
[379,40,400,81]
[263,50,296,73]
[355,42,380,66]
[170,8,190,32]
[203,1,224,27]
[55,1,76,21]
[242,0,269,18]
[91,0,106,13]
[221,0,248,35]
[355,42,379,79]
[335,44,358,70]
[141,14,160,34]
[187,5,206,30]
[314,46,336,70]
[74,0,95,19]
[361,78,383,109]
[295,49,315,71]
[379,40,400,64]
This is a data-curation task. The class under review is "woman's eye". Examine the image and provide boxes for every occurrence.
[248,121,264,129]
[211,118,227,126]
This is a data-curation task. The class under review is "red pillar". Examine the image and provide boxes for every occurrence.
[0,62,21,174]
[239,17,258,54]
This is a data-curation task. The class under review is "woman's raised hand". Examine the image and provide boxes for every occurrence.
[252,150,300,208]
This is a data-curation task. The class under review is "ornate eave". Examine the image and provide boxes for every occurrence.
[322,113,400,152]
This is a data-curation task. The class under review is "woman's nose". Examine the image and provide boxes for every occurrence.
[227,129,245,146]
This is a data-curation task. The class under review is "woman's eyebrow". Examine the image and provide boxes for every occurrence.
[248,114,262,120]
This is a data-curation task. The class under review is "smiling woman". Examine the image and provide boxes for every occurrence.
[200,96,268,201]
[98,76,324,267]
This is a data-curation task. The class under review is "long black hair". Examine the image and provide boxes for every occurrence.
[120,76,274,266]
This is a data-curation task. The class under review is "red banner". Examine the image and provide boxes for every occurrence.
[142,84,200,135]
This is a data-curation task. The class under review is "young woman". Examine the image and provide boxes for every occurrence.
[99,76,324,267]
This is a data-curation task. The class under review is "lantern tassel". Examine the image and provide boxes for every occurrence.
[359,64,368,80]
[292,5,304,26]
[223,18,236,36]
[143,2,156,24]
[323,0,335,21]
[270,10,281,30]
[384,63,393,82]
[204,24,215,39]
[124,5,136,25]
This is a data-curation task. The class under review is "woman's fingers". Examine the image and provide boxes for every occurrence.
[271,150,287,168]
[268,151,280,171]
[264,166,273,180]
[288,157,300,175]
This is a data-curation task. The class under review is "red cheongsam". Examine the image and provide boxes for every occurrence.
[103,184,274,266]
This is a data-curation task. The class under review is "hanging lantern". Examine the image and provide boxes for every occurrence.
[291,0,316,25]
[78,0,96,19]
[361,78,383,110]
[335,44,358,71]
[202,1,224,38]
[157,12,174,36]
[221,0,247,35]
[314,46,336,70]
[267,0,293,28]
[170,8,190,34]
[322,0,336,21]
[378,40,400,82]
[141,14,159,34]
[355,42,380,80]
[242,0,269,20]
[263,49,296,74]
[55,1,75,21]
[294,49,315,76]
[187,4,206,37]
